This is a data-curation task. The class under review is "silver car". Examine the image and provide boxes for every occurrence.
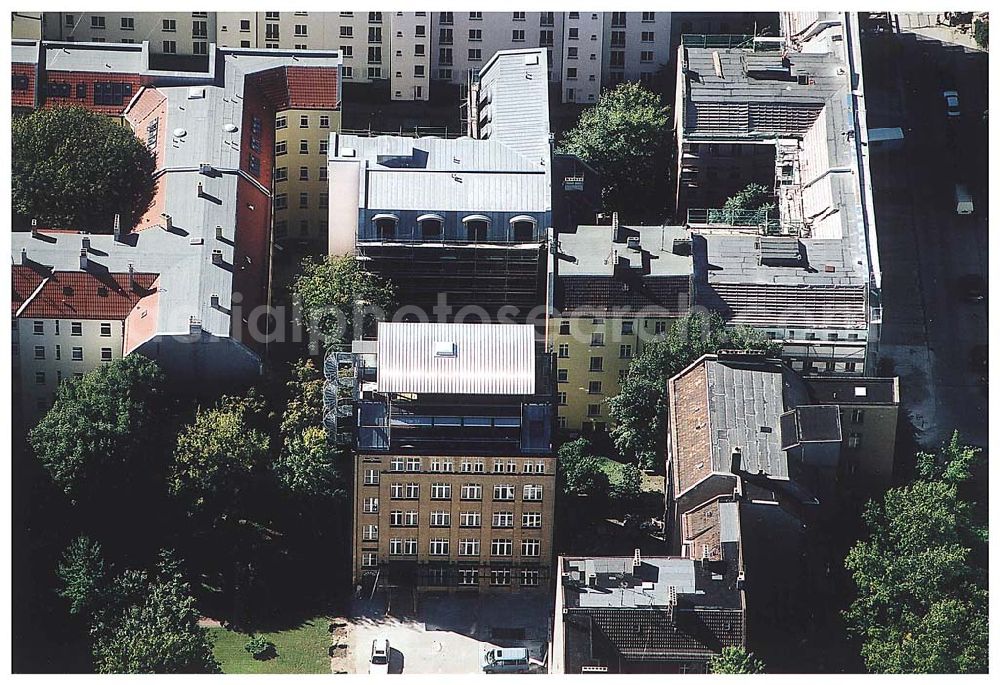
[369,637,390,675]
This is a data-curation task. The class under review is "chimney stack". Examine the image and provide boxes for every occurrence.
[210,294,220,309]
[612,211,622,243]
[189,317,202,336]
[215,225,223,241]
[211,249,223,265]
[82,236,91,252]
[31,219,39,239]
[731,446,742,474]
[113,213,122,242]
[161,213,173,231]
[197,182,204,197]
[128,263,136,290]
[632,548,642,572]
[20,248,28,265]
[79,249,89,271]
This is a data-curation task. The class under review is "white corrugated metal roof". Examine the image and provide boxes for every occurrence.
[376,322,535,395]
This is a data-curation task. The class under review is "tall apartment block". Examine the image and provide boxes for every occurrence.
[10,39,341,423]
[349,323,555,592]
[42,12,674,104]
[675,12,883,375]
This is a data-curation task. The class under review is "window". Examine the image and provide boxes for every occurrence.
[620,344,633,359]
[540,12,554,27]
[368,11,382,23]
[523,484,543,501]
[120,17,134,30]
[459,568,478,585]
[362,524,378,541]
[539,30,554,47]
[299,140,309,154]
[524,461,545,474]
[430,511,451,527]
[590,331,604,347]
[465,218,488,240]
[641,51,654,63]
[362,553,377,567]
[655,320,667,334]
[559,321,571,335]
[429,539,449,556]
[493,484,514,501]
[567,47,578,59]
[67,320,82,336]
[299,193,309,209]
[420,216,443,239]
[587,404,601,417]
[193,41,208,55]
[294,24,307,37]
[491,539,512,556]
[557,392,567,406]
[431,483,452,500]
[275,116,287,131]
[319,167,328,181]
[430,458,454,472]
[319,115,330,128]
[461,484,482,500]
[375,215,397,239]
[71,347,83,362]
[274,167,287,182]
[368,46,382,63]
[65,14,75,27]
[100,348,112,362]
[461,460,485,473]
[298,220,309,236]
[54,344,61,360]
[566,67,577,80]
[390,457,405,471]
[240,19,250,32]
[193,20,207,38]
[319,140,328,155]
[589,356,604,372]
[265,11,279,20]
[368,26,382,43]
[162,19,176,32]
[274,193,287,210]
[568,28,579,40]
[642,11,656,22]
[91,16,106,29]
[405,457,421,472]
[852,409,865,424]
[459,539,480,556]
[162,41,177,54]
[611,32,626,49]
[363,496,378,513]
[513,11,526,21]
[512,29,525,42]
[491,569,511,586]
[845,362,858,373]
[641,31,655,42]
[298,166,309,181]
[848,432,862,449]
[469,12,482,20]
[521,569,540,587]
[558,344,569,358]
[414,65,425,78]
[468,48,483,61]
[611,12,626,27]
[493,511,514,528]
[389,538,404,555]
[469,28,482,41]
[35,371,46,385]
[340,25,353,38]
[521,539,540,557]
[460,512,481,528]
[588,381,602,395]
[522,512,542,528]
[33,321,44,335]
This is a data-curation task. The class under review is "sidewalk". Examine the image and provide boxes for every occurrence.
[894,13,986,52]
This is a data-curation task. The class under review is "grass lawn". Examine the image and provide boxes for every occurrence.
[208,617,332,674]
[593,456,663,493]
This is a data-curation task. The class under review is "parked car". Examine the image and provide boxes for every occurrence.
[481,646,532,674]
[957,274,986,302]
[943,90,961,117]
[369,637,390,675]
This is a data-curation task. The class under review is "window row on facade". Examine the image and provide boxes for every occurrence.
[364,457,547,477]
[377,483,544,501]
[361,505,542,529]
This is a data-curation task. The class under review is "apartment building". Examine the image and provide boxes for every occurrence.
[676,13,883,374]
[10,40,341,422]
[550,221,693,434]
[45,12,216,55]
[12,12,42,40]
[328,48,557,320]
[551,546,745,673]
[348,323,555,592]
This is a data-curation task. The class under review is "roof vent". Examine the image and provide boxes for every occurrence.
[211,249,224,265]
[187,86,206,99]
[62,286,74,296]
[854,386,868,398]
[626,236,641,251]
[199,163,215,176]
[223,123,238,133]
[524,54,539,66]
[632,548,642,571]
[82,236,91,251]
[341,147,356,158]
[434,341,457,357]
[824,264,836,273]
[79,249,88,270]
[173,128,187,138]
[672,237,692,256]
[97,286,108,297]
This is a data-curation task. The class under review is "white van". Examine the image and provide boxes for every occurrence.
[955,184,974,215]
[481,646,531,673]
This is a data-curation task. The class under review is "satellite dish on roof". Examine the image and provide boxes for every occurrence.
[223,123,238,133]
[173,128,187,138]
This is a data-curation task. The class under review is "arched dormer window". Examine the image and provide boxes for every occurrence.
[462,214,490,242]
[509,215,537,242]
[417,213,444,240]
[372,213,398,239]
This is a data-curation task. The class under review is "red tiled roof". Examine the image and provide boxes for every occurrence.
[18,270,159,320]
[669,359,712,495]
[12,63,36,109]
[12,265,46,314]
[40,71,144,116]
[285,66,339,109]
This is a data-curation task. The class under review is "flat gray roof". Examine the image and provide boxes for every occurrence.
[564,557,696,609]
[557,224,693,278]
[375,322,536,396]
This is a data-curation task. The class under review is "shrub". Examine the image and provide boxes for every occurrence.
[244,634,276,661]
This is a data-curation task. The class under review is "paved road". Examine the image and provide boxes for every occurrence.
[861,30,988,449]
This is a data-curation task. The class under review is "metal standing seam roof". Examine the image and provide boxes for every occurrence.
[477,48,552,164]
[375,322,536,395]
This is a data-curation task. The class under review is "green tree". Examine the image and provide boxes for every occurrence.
[557,438,610,497]
[274,426,345,500]
[292,254,395,348]
[558,82,670,221]
[612,463,644,503]
[12,106,156,231]
[55,535,106,617]
[844,435,987,674]
[279,359,325,441]
[722,182,775,219]
[170,394,271,521]
[607,312,778,468]
[709,646,765,674]
[29,355,166,502]
[90,551,220,674]
[974,17,988,50]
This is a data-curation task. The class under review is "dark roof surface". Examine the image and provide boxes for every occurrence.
[794,404,842,442]
[559,275,691,317]
[806,376,899,405]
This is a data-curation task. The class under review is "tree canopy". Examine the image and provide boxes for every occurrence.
[723,182,775,213]
[607,311,778,468]
[558,82,670,222]
[90,551,220,674]
[557,438,610,498]
[292,254,395,349]
[274,426,345,500]
[974,17,988,50]
[29,355,167,503]
[709,646,766,674]
[844,433,987,673]
[12,106,156,231]
[56,535,106,617]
